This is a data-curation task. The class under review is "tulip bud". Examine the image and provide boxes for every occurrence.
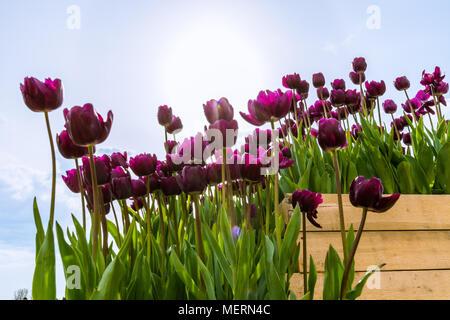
[331,79,346,91]
[203,98,234,124]
[394,76,410,91]
[317,87,329,100]
[282,73,301,90]
[312,73,325,88]
[349,71,365,85]
[56,130,90,159]
[403,132,412,145]
[157,105,173,127]
[382,99,397,114]
[20,77,63,112]
[349,176,400,213]
[176,165,207,194]
[298,80,310,97]
[62,169,80,193]
[352,57,367,74]
[64,104,113,147]
[330,89,346,106]
[317,118,347,152]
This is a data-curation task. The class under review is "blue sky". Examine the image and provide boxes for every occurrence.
[0,0,449,299]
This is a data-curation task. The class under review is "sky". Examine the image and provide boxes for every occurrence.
[0,0,449,299]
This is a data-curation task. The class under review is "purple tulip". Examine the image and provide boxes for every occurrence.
[176,165,207,194]
[206,162,222,185]
[240,89,291,126]
[131,178,147,198]
[282,73,302,90]
[111,175,133,200]
[166,116,183,134]
[403,132,412,145]
[157,105,173,127]
[297,80,310,97]
[250,204,258,218]
[129,153,158,177]
[352,57,367,74]
[382,99,397,114]
[20,77,63,112]
[330,89,346,106]
[130,198,145,211]
[365,80,386,97]
[240,154,263,182]
[203,98,234,124]
[349,71,365,85]
[164,140,178,154]
[331,79,346,91]
[351,124,362,140]
[312,73,325,88]
[435,81,449,96]
[208,119,239,147]
[349,176,400,213]
[232,226,241,241]
[110,166,130,179]
[394,76,410,91]
[56,130,90,159]
[82,155,111,186]
[317,118,347,152]
[86,184,112,210]
[292,189,323,228]
[64,103,113,147]
[110,152,128,168]
[278,151,294,169]
[345,89,360,106]
[160,176,182,196]
[62,169,80,193]
[317,87,330,100]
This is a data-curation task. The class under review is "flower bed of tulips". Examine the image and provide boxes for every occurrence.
[21,57,449,300]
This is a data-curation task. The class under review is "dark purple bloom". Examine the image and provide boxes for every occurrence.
[56,130,90,159]
[317,118,347,152]
[298,80,310,97]
[20,77,63,112]
[349,176,400,213]
[331,79,346,90]
[402,132,412,145]
[166,115,183,134]
[349,71,365,85]
[176,165,207,194]
[365,80,386,97]
[161,176,182,196]
[282,73,301,90]
[382,99,397,114]
[111,175,133,200]
[157,105,173,127]
[435,81,449,96]
[345,89,360,106]
[292,189,323,228]
[64,103,113,147]
[240,154,263,182]
[110,152,128,168]
[208,119,239,147]
[110,166,130,180]
[131,178,147,198]
[312,73,325,88]
[129,153,158,177]
[82,155,111,186]
[351,124,362,140]
[206,162,222,185]
[330,89,346,106]
[203,98,234,124]
[352,57,367,74]
[130,198,144,211]
[62,169,80,193]
[394,76,410,91]
[317,87,329,100]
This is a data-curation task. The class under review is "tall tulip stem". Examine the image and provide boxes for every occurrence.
[332,150,348,263]
[44,111,56,228]
[74,159,87,231]
[340,207,368,300]
[270,120,281,250]
[302,210,308,294]
[87,145,100,259]
[192,193,205,262]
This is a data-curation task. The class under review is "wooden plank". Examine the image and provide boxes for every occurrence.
[281,194,450,231]
[290,270,450,300]
[299,230,450,272]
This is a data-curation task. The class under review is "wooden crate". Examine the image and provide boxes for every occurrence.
[281,194,450,300]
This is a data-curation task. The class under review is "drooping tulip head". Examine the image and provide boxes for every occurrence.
[349,176,400,213]
[292,189,323,228]
[64,103,113,147]
[20,77,63,112]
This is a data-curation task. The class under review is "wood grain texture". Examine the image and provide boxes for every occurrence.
[281,194,450,231]
[299,230,450,272]
[290,270,450,300]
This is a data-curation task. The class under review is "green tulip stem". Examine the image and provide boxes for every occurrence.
[221,147,227,209]
[390,114,401,143]
[359,76,368,117]
[145,177,152,263]
[121,199,134,271]
[110,200,122,247]
[301,210,308,295]
[376,97,383,134]
[404,90,418,125]
[430,86,443,123]
[332,150,348,263]
[256,185,264,234]
[88,145,101,259]
[192,193,205,262]
[74,158,87,231]
[265,176,271,235]
[164,128,169,154]
[156,193,166,274]
[340,207,368,300]
[270,120,282,251]
[44,111,56,228]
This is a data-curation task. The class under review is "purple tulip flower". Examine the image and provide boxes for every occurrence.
[56,130,90,159]
[20,77,63,112]
[317,118,347,152]
[292,189,323,228]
